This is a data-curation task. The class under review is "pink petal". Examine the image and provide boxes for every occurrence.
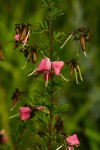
[19,107,32,120]
[37,57,51,72]
[51,61,64,75]
[15,34,20,41]
[66,134,80,146]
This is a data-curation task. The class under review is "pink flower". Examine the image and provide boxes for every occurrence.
[0,129,8,144]
[66,134,80,146]
[51,61,64,75]
[19,107,32,120]
[66,134,80,150]
[28,57,68,85]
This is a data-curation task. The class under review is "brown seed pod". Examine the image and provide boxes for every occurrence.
[30,47,37,64]
[20,24,30,42]
[80,34,86,51]
[0,45,5,61]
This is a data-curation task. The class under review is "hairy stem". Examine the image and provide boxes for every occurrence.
[49,19,53,56]
[48,13,53,150]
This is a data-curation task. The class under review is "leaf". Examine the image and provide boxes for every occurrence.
[51,8,65,20]
[44,21,48,29]
[53,104,69,114]
[53,31,66,43]
[36,113,49,126]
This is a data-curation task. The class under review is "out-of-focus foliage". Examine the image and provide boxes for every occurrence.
[0,0,100,149]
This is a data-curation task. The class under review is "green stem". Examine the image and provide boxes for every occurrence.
[48,90,53,150]
[48,13,53,150]
[49,18,53,57]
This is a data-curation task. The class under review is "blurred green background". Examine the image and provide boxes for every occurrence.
[0,0,100,149]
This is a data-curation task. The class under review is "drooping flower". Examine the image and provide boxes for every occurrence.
[66,59,83,84]
[60,27,90,57]
[19,107,32,120]
[14,23,31,48]
[28,57,68,86]
[66,134,80,150]
[0,129,8,144]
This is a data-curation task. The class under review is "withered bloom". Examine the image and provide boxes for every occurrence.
[20,45,37,69]
[14,23,31,48]
[66,59,83,84]
[76,27,90,57]
[61,27,90,54]
[61,27,90,56]
[14,24,22,49]
[0,45,5,61]
[11,88,22,111]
